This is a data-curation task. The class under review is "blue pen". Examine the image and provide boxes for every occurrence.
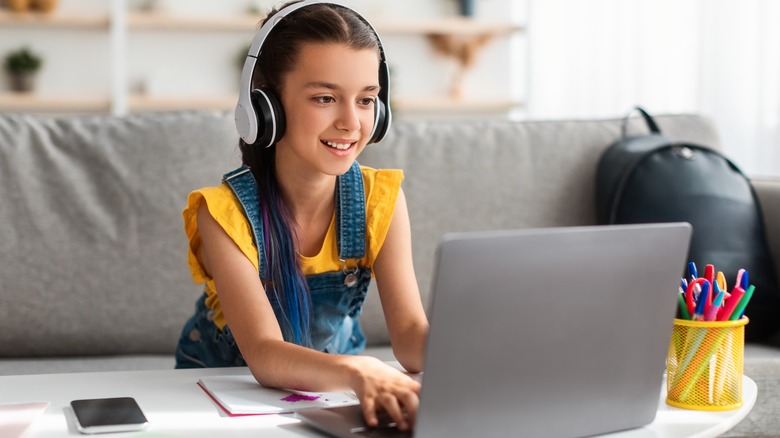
[688,261,698,281]
[693,280,710,321]
[713,280,723,302]
[741,269,749,290]
[680,278,688,291]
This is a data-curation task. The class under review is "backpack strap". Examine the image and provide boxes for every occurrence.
[621,106,662,139]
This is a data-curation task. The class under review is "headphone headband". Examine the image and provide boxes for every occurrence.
[235,1,392,147]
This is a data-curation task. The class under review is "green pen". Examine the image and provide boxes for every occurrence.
[729,284,755,320]
[677,290,691,320]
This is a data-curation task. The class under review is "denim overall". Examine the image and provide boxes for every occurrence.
[175,162,372,368]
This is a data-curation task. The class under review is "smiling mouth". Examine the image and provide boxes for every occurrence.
[321,140,355,151]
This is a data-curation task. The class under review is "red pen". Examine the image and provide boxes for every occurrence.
[718,286,745,321]
[704,264,715,307]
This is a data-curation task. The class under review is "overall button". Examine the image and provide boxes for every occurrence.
[206,309,216,322]
[188,329,201,342]
[344,273,358,287]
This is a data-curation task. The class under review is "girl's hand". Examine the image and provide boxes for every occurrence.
[346,356,421,431]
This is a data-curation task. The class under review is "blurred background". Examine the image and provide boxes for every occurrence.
[1,0,778,177]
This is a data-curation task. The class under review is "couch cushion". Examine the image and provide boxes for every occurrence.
[0,111,240,357]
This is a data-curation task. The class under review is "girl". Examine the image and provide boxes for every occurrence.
[175,1,428,431]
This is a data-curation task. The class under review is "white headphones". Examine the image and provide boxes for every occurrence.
[234,1,392,147]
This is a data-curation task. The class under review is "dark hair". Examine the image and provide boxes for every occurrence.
[239,2,380,347]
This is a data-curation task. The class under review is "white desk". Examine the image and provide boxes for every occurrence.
[0,367,756,437]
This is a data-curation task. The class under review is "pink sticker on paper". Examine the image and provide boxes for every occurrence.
[281,394,320,403]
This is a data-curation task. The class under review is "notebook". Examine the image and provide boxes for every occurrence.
[296,222,692,438]
[197,375,359,416]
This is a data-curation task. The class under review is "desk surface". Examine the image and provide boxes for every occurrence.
[0,367,756,438]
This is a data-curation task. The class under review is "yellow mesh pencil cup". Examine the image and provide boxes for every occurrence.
[666,317,747,411]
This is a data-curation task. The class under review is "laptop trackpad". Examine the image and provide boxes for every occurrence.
[297,405,412,438]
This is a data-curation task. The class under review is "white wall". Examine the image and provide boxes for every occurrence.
[525,0,780,177]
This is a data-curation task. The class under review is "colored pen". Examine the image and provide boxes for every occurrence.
[704,264,715,306]
[718,286,745,321]
[740,269,749,291]
[729,284,755,321]
[688,261,698,282]
[685,278,706,317]
[713,280,724,305]
[680,278,688,291]
[716,271,727,292]
[693,281,710,321]
[704,264,715,284]
[735,269,746,291]
[677,288,692,320]
[704,290,724,321]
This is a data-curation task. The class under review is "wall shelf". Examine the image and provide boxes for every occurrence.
[126,12,260,32]
[128,94,522,115]
[124,12,519,35]
[0,10,109,29]
[127,94,236,112]
[376,18,521,36]
[0,92,520,116]
[0,93,111,112]
[393,97,521,114]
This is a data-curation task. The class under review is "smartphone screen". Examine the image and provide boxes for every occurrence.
[70,397,149,434]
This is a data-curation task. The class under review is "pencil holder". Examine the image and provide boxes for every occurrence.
[666,317,747,411]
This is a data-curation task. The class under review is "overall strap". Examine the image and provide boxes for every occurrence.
[336,161,367,261]
[223,166,267,279]
[223,162,366,274]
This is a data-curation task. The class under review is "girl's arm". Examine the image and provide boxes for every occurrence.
[372,188,430,373]
[196,202,420,430]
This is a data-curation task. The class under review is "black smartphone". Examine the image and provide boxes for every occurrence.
[70,397,149,434]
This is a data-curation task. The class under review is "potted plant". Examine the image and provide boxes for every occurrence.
[3,46,43,92]
[456,0,476,17]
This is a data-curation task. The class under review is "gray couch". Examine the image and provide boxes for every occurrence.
[0,110,778,437]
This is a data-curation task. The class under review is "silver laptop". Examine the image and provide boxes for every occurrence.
[297,223,692,438]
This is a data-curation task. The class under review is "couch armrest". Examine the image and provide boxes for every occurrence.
[752,176,780,283]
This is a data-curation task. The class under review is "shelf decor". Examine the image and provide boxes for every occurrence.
[4,0,59,13]
[428,33,492,99]
[3,46,43,93]
[457,0,476,17]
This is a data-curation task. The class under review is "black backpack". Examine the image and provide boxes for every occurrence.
[596,107,780,343]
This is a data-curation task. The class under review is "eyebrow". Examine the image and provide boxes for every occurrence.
[305,81,379,92]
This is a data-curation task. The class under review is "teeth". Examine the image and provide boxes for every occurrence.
[324,141,352,150]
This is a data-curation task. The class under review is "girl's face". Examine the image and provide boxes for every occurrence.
[275,42,380,179]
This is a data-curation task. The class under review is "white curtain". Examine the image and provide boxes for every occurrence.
[526,0,780,177]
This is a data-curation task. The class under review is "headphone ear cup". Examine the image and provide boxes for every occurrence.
[369,97,389,144]
[251,88,286,148]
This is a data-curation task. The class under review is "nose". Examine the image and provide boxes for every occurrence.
[335,102,361,132]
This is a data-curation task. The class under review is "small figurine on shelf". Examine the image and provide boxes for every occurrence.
[3,0,59,13]
[30,0,59,13]
[3,46,43,93]
[3,0,30,12]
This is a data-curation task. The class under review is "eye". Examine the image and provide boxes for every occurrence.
[314,96,335,104]
[358,97,376,107]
